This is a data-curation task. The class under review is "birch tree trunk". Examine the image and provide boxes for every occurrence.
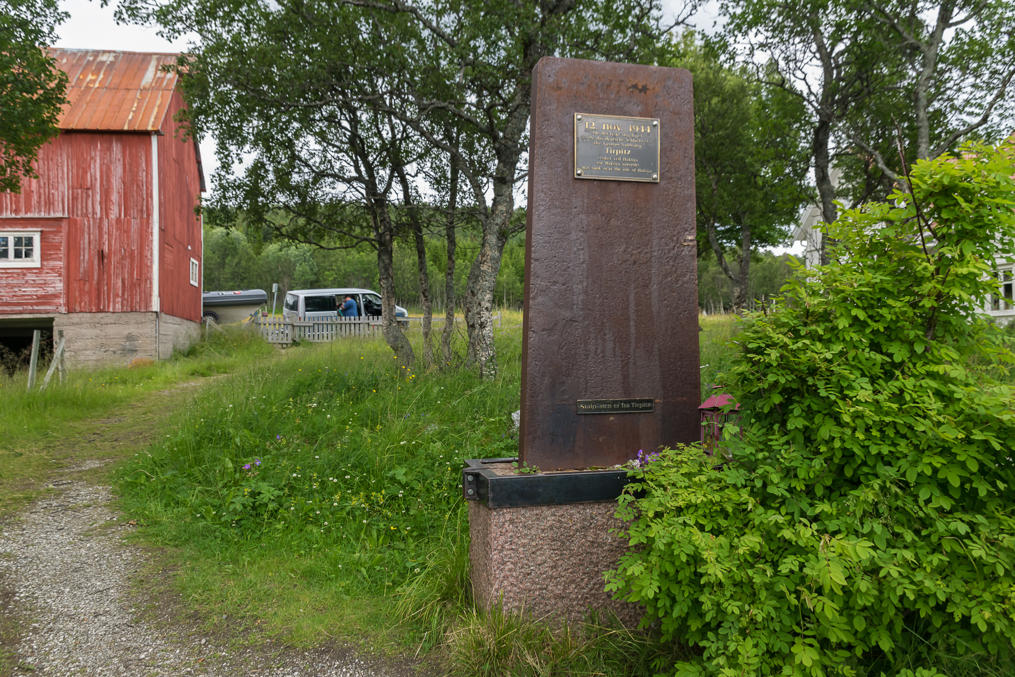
[376,209,414,368]
[441,156,459,368]
[462,98,528,379]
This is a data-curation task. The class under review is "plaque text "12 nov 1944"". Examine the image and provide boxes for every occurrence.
[574,113,660,183]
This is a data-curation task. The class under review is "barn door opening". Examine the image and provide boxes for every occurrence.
[0,318,54,377]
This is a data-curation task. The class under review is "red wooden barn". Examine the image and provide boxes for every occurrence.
[0,49,204,367]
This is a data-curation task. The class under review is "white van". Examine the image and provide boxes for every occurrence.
[282,288,409,325]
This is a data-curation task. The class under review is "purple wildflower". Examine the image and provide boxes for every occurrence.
[242,463,252,471]
[632,448,661,469]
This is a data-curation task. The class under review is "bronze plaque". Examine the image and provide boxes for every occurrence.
[574,113,660,182]
[576,398,655,415]
[520,57,699,471]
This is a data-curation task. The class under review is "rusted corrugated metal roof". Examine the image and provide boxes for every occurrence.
[50,49,181,132]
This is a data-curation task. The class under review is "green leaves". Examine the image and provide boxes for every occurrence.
[610,144,1015,675]
[664,32,811,309]
[0,0,68,194]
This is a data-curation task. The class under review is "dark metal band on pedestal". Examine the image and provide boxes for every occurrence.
[462,458,634,509]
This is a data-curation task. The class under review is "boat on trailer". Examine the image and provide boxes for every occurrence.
[201,289,269,324]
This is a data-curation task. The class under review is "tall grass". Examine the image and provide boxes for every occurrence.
[440,606,684,677]
[106,316,747,667]
[699,313,741,391]
[1,312,747,669]
[0,326,275,446]
[7,310,1007,673]
[113,328,522,652]
[0,326,274,517]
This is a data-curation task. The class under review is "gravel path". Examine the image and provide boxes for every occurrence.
[0,473,420,676]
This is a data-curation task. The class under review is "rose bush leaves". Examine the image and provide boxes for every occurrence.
[608,143,1015,675]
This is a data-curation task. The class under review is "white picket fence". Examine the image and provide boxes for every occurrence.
[250,312,500,347]
[251,315,383,346]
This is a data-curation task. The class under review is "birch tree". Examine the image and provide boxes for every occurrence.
[722,0,1015,250]
[853,0,1015,177]
[122,0,424,364]
[374,0,689,378]
[664,34,810,310]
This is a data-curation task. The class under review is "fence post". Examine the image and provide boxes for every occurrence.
[26,329,41,391]
[40,332,66,391]
[57,330,66,383]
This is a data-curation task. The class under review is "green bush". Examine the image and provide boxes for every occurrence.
[608,144,1015,676]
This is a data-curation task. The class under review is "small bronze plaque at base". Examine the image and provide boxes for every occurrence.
[576,398,655,415]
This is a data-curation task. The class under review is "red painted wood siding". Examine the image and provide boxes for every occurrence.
[0,84,201,321]
[1,140,68,314]
[0,132,155,315]
[157,90,202,322]
[0,142,69,218]
[62,132,155,313]
[0,218,66,313]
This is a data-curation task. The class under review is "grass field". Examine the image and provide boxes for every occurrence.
[1,314,743,674]
[0,327,277,518]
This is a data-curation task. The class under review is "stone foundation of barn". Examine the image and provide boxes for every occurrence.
[0,311,200,368]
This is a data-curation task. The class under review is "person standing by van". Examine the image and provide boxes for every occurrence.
[339,294,359,317]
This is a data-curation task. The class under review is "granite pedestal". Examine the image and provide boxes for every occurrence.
[464,458,641,626]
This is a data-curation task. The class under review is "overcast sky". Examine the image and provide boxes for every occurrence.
[56,0,181,51]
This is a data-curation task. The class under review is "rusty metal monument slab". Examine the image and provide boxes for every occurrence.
[520,57,700,471]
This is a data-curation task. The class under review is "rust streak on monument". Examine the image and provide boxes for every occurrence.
[520,57,700,471]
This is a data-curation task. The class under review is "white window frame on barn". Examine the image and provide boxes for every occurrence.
[0,230,41,268]
[190,257,200,287]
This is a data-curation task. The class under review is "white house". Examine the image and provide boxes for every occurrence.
[792,161,1015,325]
